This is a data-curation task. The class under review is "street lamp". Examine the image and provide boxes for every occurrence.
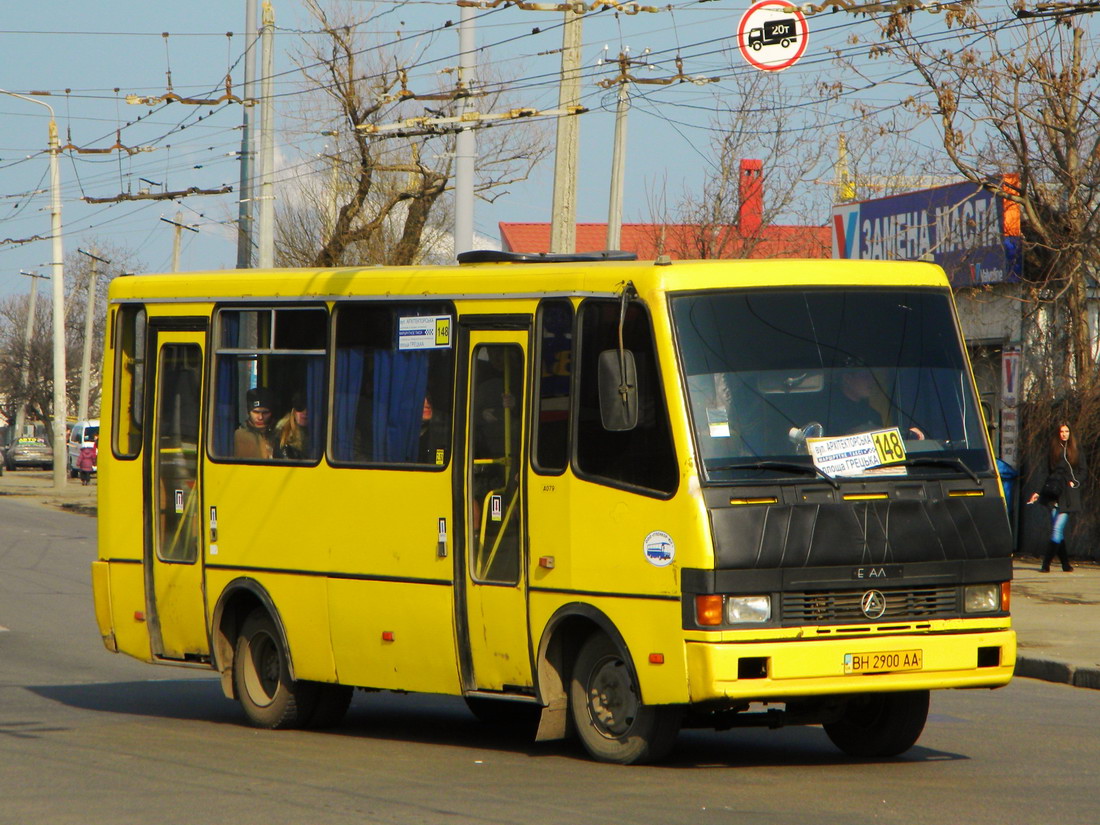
[0,89,68,491]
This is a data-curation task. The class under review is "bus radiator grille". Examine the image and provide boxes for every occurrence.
[780,586,958,625]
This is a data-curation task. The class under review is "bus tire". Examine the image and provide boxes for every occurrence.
[234,608,317,729]
[823,690,929,757]
[569,633,680,764]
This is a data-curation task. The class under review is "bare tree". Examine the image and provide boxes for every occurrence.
[643,71,838,258]
[869,10,1100,395]
[0,242,143,433]
[275,0,550,267]
[852,9,1100,556]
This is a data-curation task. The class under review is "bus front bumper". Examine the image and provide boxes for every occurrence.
[685,628,1016,702]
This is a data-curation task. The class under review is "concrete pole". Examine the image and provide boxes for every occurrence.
[77,248,109,423]
[14,270,43,440]
[0,89,67,489]
[172,211,183,272]
[236,0,258,268]
[160,213,198,272]
[549,11,582,254]
[453,6,477,257]
[48,119,67,491]
[257,1,276,269]
[605,66,630,251]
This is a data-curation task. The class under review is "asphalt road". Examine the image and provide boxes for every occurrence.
[2,497,1098,825]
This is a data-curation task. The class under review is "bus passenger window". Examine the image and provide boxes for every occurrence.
[533,299,573,474]
[576,300,677,495]
[113,304,147,458]
[331,303,454,468]
[210,307,327,463]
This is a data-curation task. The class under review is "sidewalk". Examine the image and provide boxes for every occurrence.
[1010,556,1100,690]
[0,467,98,516]
[2,469,1097,690]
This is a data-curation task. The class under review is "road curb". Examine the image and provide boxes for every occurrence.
[1016,655,1100,690]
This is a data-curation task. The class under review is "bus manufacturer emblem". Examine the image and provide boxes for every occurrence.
[860,590,887,620]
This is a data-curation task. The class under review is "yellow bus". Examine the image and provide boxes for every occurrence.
[91,252,1015,764]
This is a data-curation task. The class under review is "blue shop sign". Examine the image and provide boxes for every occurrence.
[831,181,1022,287]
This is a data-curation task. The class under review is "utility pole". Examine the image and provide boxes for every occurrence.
[453,6,477,257]
[257,1,276,269]
[76,248,110,423]
[14,270,46,440]
[0,90,67,491]
[237,0,259,268]
[549,11,583,253]
[160,213,199,271]
[605,53,631,251]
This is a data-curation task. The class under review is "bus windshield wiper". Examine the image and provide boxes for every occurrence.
[891,456,981,485]
[709,460,839,489]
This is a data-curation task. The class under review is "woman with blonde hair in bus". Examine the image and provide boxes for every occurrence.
[1027,422,1086,572]
[275,392,312,460]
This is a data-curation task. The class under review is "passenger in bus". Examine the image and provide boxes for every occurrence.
[418,393,447,465]
[828,367,882,435]
[275,392,313,460]
[234,387,277,459]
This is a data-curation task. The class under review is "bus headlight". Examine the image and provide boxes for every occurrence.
[726,595,772,623]
[964,584,1000,613]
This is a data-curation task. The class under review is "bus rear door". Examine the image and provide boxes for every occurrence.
[458,325,533,693]
[144,322,209,660]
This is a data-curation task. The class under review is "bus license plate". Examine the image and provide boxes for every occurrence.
[844,649,923,674]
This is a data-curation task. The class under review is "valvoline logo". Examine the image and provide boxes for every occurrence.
[831,204,861,259]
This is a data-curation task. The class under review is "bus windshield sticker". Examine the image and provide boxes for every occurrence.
[806,428,907,477]
[706,406,730,438]
[397,315,452,350]
[643,530,675,567]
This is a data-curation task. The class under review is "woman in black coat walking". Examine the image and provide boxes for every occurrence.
[1028,423,1086,572]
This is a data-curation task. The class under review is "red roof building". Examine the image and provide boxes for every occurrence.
[499,160,831,260]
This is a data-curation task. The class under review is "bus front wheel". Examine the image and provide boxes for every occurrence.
[234,608,317,729]
[569,633,681,764]
[822,690,929,757]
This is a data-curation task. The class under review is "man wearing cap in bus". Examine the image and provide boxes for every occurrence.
[235,386,277,459]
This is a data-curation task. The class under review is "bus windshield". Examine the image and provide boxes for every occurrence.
[671,288,991,483]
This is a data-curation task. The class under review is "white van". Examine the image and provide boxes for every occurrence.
[67,419,99,477]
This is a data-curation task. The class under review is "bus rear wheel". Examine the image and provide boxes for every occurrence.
[822,690,929,757]
[569,633,680,764]
[234,608,317,729]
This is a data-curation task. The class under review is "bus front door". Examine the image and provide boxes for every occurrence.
[144,326,209,660]
[460,331,533,693]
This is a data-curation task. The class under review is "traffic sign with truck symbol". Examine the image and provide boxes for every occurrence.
[737,1,809,72]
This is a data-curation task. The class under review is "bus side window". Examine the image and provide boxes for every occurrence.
[113,304,147,458]
[331,303,454,467]
[532,299,573,474]
[210,307,328,463]
[575,300,677,495]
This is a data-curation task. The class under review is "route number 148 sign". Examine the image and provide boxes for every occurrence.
[737,0,809,72]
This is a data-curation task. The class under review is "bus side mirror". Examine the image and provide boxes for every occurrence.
[598,349,638,431]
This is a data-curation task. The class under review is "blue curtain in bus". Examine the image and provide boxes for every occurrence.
[372,349,429,462]
[303,356,324,458]
[213,313,240,456]
[333,347,365,461]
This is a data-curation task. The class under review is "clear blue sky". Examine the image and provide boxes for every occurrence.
[0,1,1003,296]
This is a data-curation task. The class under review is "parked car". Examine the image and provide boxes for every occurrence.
[4,433,53,471]
[67,419,100,478]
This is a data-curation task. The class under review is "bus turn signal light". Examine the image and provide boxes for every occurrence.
[695,594,724,626]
